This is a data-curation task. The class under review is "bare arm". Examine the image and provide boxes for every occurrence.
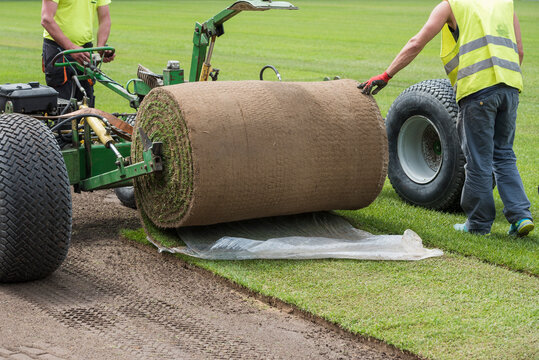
[97,5,115,62]
[358,1,455,95]
[386,1,454,77]
[513,12,523,65]
[41,0,73,50]
[96,5,111,47]
[41,0,90,64]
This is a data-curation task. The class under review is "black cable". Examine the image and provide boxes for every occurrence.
[59,82,76,115]
[50,113,106,132]
[55,133,72,148]
[259,65,282,81]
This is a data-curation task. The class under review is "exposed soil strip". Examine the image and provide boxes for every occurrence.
[0,190,411,360]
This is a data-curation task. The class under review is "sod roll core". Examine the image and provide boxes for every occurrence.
[132,80,388,228]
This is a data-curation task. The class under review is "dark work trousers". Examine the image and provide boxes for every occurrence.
[42,38,95,107]
[457,84,532,234]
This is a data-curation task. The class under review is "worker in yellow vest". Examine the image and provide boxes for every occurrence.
[359,0,533,237]
[41,0,116,107]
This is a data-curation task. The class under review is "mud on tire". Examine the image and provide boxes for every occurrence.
[386,79,465,211]
[0,114,72,282]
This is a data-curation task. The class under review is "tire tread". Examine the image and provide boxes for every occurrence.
[386,79,465,211]
[0,113,72,282]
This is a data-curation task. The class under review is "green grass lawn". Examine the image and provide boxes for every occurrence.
[2,1,538,359]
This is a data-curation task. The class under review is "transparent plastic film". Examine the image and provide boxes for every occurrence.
[149,212,443,261]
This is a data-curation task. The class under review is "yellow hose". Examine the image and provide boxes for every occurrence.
[80,104,114,146]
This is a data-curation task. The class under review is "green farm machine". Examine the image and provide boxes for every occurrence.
[0,0,298,283]
[0,0,471,284]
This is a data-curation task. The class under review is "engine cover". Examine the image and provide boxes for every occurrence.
[0,82,58,114]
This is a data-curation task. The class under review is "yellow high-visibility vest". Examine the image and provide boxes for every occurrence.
[441,0,523,101]
[43,0,111,47]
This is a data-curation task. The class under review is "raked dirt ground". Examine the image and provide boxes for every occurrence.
[0,190,413,360]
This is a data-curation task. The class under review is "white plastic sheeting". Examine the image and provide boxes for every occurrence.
[148,212,443,261]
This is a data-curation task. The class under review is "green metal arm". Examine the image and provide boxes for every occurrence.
[63,126,163,191]
[52,46,140,108]
[79,140,162,191]
[52,46,115,64]
[91,70,140,108]
[189,0,298,82]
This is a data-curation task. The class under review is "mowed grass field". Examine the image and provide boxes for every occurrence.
[1,1,538,359]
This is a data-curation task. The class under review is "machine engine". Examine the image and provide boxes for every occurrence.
[0,82,59,115]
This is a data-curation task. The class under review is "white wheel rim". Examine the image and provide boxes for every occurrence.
[397,115,443,184]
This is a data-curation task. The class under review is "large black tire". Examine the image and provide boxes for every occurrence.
[0,113,72,282]
[114,113,136,209]
[386,79,465,211]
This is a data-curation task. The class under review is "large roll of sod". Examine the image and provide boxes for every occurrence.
[132,79,387,228]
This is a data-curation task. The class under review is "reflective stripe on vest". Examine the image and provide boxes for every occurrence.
[441,0,523,101]
[444,35,520,76]
[458,56,521,80]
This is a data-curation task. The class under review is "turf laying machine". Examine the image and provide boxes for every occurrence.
[0,0,300,283]
[0,0,466,284]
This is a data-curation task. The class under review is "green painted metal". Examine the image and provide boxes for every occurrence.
[189,22,209,82]
[62,140,162,191]
[80,153,154,191]
[60,112,163,191]
[92,71,140,108]
[189,1,297,82]
[62,142,130,185]
[54,47,140,108]
[130,78,152,96]
[164,67,184,85]
[62,148,80,185]
[190,9,234,82]
[79,139,162,191]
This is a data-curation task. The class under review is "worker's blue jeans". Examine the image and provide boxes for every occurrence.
[457,84,532,234]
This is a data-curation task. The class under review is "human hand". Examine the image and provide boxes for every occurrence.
[358,72,392,95]
[102,49,116,63]
[69,46,91,65]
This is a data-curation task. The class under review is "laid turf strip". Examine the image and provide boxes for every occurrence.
[123,228,538,360]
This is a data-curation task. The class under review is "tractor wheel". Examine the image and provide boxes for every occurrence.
[114,186,137,209]
[386,79,465,211]
[0,113,72,282]
[114,113,137,209]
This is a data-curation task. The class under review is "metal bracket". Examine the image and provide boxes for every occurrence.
[139,127,153,152]
[189,0,297,82]
[228,1,298,11]
[79,128,163,191]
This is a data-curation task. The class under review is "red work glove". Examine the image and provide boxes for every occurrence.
[358,72,392,95]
